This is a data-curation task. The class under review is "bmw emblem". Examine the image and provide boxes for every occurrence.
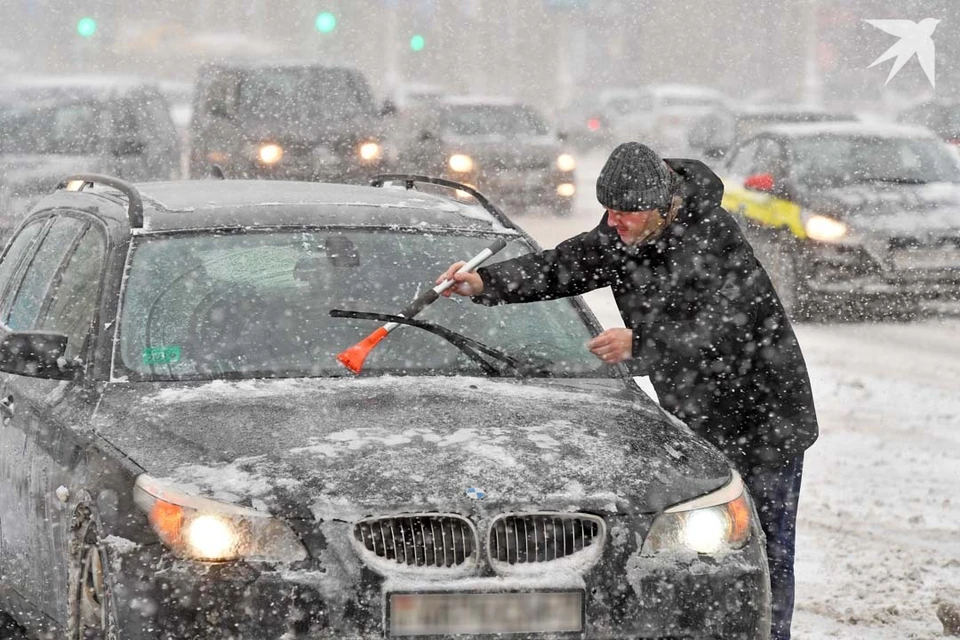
[464,487,486,500]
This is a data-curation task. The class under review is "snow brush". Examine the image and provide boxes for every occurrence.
[335,238,507,374]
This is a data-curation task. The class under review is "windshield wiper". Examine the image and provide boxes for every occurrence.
[329,309,552,377]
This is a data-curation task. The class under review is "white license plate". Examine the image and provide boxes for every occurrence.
[891,249,960,271]
[388,591,583,636]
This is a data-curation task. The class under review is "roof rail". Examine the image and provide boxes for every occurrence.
[58,174,144,229]
[370,174,516,230]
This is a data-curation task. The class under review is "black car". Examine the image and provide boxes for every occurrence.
[0,174,769,639]
[188,62,389,182]
[0,76,181,237]
[721,122,960,318]
[393,97,577,216]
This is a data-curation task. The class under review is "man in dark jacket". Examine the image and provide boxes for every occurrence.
[438,142,818,640]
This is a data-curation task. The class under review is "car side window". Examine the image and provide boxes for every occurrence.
[36,226,106,361]
[726,139,760,176]
[0,220,47,309]
[3,217,85,331]
[753,138,785,177]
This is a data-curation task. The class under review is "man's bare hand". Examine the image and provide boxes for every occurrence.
[436,261,485,297]
[587,328,634,364]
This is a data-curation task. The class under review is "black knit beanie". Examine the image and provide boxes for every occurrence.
[596,142,680,211]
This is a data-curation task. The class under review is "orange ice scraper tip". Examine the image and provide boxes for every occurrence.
[336,326,390,374]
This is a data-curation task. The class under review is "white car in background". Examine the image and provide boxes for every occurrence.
[612,83,730,157]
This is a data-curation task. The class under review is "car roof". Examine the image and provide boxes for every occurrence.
[198,60,363,73]
[441,95,523,107]
[757,121,938,140]
[87,180,516,234]
[643,83,726,99]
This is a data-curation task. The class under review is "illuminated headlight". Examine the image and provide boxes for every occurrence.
[358,141,382,162]
[803,212,848,243]
[133,474,307,562]
[448,154,474,173]
[556,153,577,172]
[557,183,576,197]
[641,471,752,555]
[257,143,284,165]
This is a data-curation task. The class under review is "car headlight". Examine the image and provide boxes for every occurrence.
[803,211,848,243]
[448,153,474,173]
[556,153,576,172]
[359,141,382,162]
[641,471,752,555]
[257,143,284,165]
[133,474,307,562]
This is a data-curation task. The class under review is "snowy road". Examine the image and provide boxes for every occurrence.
[506,152,960,639]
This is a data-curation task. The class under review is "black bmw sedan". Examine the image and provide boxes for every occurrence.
[0,174,769,639]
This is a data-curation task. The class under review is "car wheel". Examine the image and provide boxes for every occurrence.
[67,505,117,640]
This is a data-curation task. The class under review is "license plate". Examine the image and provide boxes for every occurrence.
[891,249,960,271]
[388,591,583,636]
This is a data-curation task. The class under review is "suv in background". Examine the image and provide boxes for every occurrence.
[189,62,389,182]
[0,76,181,238]
[392,97,577,215]
[897,98,960,146]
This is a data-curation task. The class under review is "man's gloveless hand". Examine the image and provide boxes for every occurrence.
[436,261,485,297]
[587,328,634,364]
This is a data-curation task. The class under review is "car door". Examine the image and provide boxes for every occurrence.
[721,136,795,233]
[0,213,107,622]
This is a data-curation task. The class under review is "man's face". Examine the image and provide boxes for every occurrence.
[606,207,664,245]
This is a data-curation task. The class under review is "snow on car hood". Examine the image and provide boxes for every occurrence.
[92,377,730,520]
[802,181,960,236]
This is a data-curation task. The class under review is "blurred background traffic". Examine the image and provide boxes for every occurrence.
[2,0,960,319]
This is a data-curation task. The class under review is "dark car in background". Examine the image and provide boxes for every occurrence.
[0,76,181,239]
[688,103,859,163]
[393,97,577,215]
[720,122,960,319]
[897,98,960,146]
[0,174,769,639]
[188,62,389,181]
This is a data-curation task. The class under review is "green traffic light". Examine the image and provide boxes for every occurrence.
[315,12,337,33]
[77,16,97,38]
[410,34,425,52]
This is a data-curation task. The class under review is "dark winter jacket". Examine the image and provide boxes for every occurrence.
[473,159,818,472]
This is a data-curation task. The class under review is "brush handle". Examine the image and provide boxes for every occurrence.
[384,237,507,333]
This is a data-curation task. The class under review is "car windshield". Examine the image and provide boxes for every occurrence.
[236,68,376,121]
[0,101,101,154]
[791,135,960,186]
[441,105,550,137]
[117,230,603,381]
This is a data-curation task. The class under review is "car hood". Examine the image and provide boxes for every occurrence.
[92,377,730,520]
[245,114,382,146]
[444,136,561,169]
[800,181,960,237]
[0,153,105,197]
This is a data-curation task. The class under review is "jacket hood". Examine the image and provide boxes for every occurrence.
[666,158,725,215]
[92,377,731,520]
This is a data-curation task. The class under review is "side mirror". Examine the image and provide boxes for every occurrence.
[380,99,397,117]
[208,100,233,120]
[0,331,75,380]
[744,173,775,193]
[557,130,569,143]
[417,130,436,143]
[703,146,726,160]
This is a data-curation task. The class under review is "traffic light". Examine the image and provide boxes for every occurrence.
[76,16,97,38]
[315,12,337,34]
[409,34,425,52]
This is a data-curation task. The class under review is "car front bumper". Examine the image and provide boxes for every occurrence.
[803,241,960,300]
[106,516,769,640]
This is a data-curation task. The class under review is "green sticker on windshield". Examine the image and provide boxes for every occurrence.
[142,346,181,366]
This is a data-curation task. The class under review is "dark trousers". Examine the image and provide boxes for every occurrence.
[743,455,804,640]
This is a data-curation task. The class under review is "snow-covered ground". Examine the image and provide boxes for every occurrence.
[511,151,960,639]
